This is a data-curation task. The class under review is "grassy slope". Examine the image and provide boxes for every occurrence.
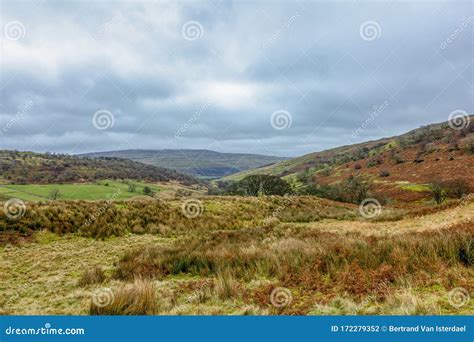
[223,117,474,202]
[0,150,196,185]
[1,197,472,315]
[79,149,287,178]
[0,180,163,201]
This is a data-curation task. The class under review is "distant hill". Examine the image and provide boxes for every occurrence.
[78,149,287,178]
[224,116,474,202]
[0,151,197,185]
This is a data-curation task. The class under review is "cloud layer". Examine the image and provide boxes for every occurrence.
[1,0,472,157]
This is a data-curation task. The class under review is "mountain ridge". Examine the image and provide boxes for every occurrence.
[78,149,288,178]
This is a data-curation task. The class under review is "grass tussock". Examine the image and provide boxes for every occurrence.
[78,267,106,287]
[90,279,156,315]
[215,270,241,300]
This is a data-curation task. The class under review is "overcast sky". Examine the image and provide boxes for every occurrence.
[1,0,472,157]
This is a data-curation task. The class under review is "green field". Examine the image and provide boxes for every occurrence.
[0,180,162,201]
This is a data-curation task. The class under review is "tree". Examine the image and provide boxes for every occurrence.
[49,188,61,200]
[344,175,372,204]
[429,182,447,205]
[143,186,154,197]
[229,175,291,196]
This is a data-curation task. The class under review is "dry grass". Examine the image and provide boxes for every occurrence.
[215,270,240,300]
[78,267,106,287]
[1,197,473,315]
[0,196,356,239]
[90,279,156,315]
[114,222,473,301]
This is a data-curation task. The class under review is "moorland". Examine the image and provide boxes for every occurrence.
[0,117,473,315]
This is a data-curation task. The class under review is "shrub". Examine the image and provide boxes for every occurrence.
[90,279,156,315]
[429,182,447,205]
[78,267,105,286]
[444,179,471,199]
[143,186,154,196]
[344,175,372,204]
[49,188,61,200]
[469,141,474,154]
[321,167,332,176]
[392,155,404,164]
[379,170,391,177]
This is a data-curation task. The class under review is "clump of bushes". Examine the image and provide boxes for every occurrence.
[444,179,471,199]
[300,175,375,205]
[428,179,471,204]
[226,175,292,196]
[379,170,391,177]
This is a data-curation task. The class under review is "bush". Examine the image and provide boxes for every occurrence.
[300,175,372,204]
[429,182,447,205]
[444,179,471,199]
[321,167,332,176]
[78,267,105,286]
[49,188,61,200]
[379,170,391,178]
[392,155,404,164]
[143,186,154,196]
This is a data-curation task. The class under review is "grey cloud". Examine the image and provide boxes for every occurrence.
[0,0,472,157]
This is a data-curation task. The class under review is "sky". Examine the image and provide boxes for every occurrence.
[0,0,472,157]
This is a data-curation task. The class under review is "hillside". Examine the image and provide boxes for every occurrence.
[2,196,473,315]
[0,151,197,185]
[79,149,287,178]
[224,116,474,202]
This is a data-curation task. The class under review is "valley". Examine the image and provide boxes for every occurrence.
[0,117,473,316]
